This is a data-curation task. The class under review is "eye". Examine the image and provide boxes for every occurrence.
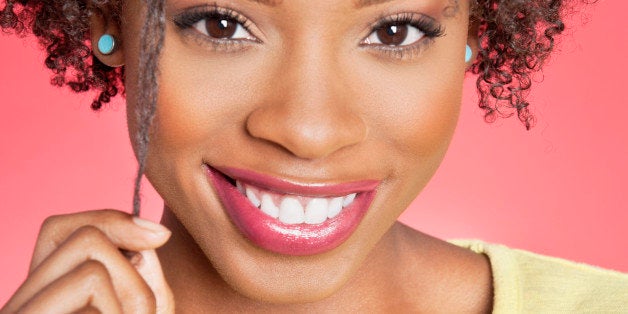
[364,23,426,46]
[192,15,255,41]
[173,6,259,47]
[361,13,445,57]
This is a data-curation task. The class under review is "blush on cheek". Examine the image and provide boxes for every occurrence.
[372,81,462,160]
[154,32,270,156]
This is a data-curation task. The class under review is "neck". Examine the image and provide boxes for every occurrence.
[157,206,492,312]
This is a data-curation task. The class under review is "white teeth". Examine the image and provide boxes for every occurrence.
[236,181,245,194]
[342,193,356,207]
[235,180,359,224]
[279,197,305,224]
[327,197,343,219]
[245,187,261,207]
[304,198,328,224]
[260,194,279,218]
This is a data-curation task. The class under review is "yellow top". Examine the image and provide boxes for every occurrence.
[452,240,628,313]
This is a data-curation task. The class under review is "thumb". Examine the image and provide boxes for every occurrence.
[31,210,171,272]
[134,249,175,314]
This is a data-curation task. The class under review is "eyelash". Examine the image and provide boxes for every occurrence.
[365,13,445,60]
[172,6,445,59]
[173,5,258,52]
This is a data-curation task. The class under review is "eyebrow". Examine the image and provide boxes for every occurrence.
[247,0,396,8]
[354,0,395,8]
[247,0,283,6]
[247,0,460,16]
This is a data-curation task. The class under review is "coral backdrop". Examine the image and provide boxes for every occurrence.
[1,0,626,305]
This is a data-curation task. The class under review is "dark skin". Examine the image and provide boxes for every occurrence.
[2,0,492,312]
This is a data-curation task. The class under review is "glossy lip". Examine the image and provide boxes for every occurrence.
[206,165,379,256]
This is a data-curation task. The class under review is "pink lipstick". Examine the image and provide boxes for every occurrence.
[206,165,378,256]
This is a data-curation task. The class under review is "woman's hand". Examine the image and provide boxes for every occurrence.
[1,210,174,313]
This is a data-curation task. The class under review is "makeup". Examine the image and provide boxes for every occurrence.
[207,166,378,256]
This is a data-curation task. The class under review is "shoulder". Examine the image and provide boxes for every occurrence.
[451,239,628,313]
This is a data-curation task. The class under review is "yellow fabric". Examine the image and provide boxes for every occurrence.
[452,240,628,313]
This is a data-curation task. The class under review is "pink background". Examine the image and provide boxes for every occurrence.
[1,0,626,304]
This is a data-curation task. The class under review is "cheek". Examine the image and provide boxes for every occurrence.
[355,57,466,225]
[141,34,276,201]
[149,40,262,161]
[359,61,464,169]
[387,83,460,152]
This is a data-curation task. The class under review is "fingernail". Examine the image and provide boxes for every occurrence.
[132,217,170,235]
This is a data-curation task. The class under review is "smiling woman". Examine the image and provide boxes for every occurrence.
[1,0,627,312]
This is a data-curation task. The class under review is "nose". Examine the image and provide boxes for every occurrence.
[246,47,367,160]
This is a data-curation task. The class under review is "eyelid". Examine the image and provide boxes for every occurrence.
[172,5,263,47]
[364,25,426,46]
[360,12,445,60]
[362,12,444,43]
[191,18,256,41]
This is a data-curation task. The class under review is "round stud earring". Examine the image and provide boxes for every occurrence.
[97,34,116,55]
[465,44,473,63]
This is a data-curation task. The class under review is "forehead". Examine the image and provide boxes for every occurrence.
[242,0,459,9]
[162,0,461,12]
[159,0,464,21]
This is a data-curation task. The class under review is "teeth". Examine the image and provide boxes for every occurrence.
[236,181,245,194]
[279,197,305,224]
[245,187,261,207]
[304,198,328,224]
[260,194,279,218]
[235,180,359,225]
[342,193,356,207]
[327,197,343,219]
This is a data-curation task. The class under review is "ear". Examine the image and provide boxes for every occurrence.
[466,19,480,66]
[90,6,124,67]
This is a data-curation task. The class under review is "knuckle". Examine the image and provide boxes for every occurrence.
[72,225,108,243]
[66,226,116,253]
[39,214,65,237]
[40,214,60,229]
[77,260,111,285]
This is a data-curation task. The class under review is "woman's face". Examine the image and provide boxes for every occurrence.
[120,0,470,303]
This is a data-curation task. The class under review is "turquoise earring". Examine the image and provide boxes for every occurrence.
[97,34,116,55]
[465,44,473,63]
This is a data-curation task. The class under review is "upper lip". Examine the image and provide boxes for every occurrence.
[212,166,380,197]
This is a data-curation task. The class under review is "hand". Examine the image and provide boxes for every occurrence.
[1,210,174,314]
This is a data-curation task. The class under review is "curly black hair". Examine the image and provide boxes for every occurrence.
[1,0,124,110]
[1,0,164,215]
[470,0,568,130]
[0,0,588,214]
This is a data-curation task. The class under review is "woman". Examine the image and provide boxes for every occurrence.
[1,0,627,312]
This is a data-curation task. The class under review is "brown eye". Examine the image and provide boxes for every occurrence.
[192,15,254,41]
[205,17,237,39]
[376,24,409,46]
[365,23,425,47]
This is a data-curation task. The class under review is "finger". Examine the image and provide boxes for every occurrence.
[15,260,122,314]
[31,209,170,271]
[72,306,101,314]
[135,250,175,314]
[9,226,157,314]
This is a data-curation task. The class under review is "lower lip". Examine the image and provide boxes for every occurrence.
[206,167,377,256]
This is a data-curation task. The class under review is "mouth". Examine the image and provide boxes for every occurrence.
[205,165,379,256]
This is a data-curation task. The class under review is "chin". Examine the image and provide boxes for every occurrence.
[193,223,367,305]
[158,165,381,304]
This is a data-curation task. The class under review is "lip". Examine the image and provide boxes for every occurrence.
[206,165,379,256]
